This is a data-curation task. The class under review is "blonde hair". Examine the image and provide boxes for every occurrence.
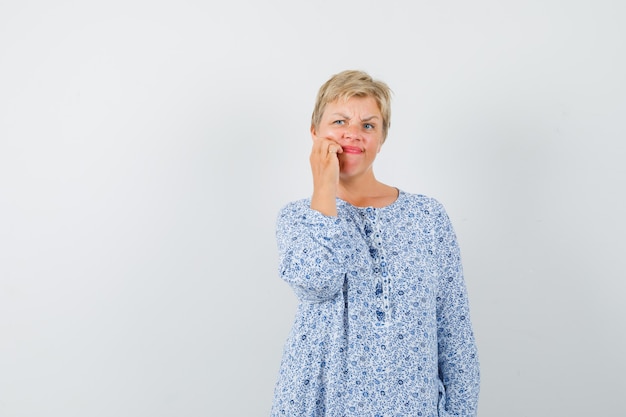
[311,70,393,142]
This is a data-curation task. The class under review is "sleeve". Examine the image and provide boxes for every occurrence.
[433,200,480,416]
[276,200,354,302]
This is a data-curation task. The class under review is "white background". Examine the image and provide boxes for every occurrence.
[1,1,625,416]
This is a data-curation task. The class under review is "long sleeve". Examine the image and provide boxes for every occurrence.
[433,201,480,416]
[276,199,354,302]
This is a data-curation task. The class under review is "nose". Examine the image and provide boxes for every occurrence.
[343,123,360,141]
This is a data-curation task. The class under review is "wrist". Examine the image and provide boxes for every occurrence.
[311,187,338,217]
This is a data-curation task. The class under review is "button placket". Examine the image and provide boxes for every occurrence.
[360,207,391,325]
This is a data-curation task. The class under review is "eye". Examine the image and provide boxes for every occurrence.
[333,120,345,125]
[364,123,375,130]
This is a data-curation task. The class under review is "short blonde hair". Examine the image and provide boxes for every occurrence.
[311,70,393,142]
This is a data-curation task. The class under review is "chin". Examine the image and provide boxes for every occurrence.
[340,162,366,175]
[339,169,362,179]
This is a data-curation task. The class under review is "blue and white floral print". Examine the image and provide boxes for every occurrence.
[271,191,480,417]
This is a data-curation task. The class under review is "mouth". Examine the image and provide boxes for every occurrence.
[341,146,363,154]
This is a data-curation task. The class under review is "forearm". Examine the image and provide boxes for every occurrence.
[437,310,480,415]
[434,198,480,415]
[277,200,350,301]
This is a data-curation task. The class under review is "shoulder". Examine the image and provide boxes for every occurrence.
[398,192,462,254]
[397,191,457,232]
[276,197,334,227]
[278,198,310,213]
[398,190,448,215]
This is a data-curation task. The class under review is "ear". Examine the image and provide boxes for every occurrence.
[310,124,317,140]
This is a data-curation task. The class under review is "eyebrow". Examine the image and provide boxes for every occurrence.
[330,113,380,122]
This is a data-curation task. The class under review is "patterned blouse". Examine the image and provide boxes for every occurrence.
[270,191,480,417]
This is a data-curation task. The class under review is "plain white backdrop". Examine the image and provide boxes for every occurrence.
[1,1,625,416]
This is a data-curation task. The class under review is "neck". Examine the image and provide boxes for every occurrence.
[337,174,398,208]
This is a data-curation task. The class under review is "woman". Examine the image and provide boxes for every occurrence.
[270,70,480,416]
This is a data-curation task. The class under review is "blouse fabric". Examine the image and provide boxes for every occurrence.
[270,191,480,417]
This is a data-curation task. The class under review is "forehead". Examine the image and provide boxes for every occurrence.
[322,96,381,118]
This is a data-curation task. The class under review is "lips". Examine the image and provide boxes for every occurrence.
[341,146,363,154]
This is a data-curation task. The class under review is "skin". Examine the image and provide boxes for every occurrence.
[309,96,398,216]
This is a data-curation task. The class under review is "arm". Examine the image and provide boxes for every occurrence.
[276,200,353,302]
[309,131,343,217]
[433,201,480,416]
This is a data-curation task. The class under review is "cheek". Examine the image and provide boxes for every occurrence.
[318,126,342,140]
[365,136,383,152]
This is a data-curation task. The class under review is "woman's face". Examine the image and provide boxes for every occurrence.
[312,95,384,179]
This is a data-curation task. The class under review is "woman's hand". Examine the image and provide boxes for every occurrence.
[309,134,342,216]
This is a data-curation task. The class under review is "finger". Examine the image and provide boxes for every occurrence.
[327,143,343,156]
[312,137,331,153]
[311,136,342,158]
[311,134,328,154]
